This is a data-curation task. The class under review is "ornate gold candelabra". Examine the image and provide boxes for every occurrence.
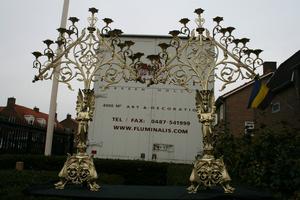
[32,7,263,192]
[32,8,143,191]
[134,8,263,193]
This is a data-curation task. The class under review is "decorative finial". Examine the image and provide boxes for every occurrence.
[194,8,204,15]
[88,7,98,15]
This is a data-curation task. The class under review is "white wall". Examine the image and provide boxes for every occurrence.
[88,35,209,163]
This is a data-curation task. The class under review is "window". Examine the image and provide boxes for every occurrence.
[8,116,16,123]
[24,115,35,125]
[36,118,46,128]
[271,102,280,113]
[152,154,157,160]
[219,104,224,121]
[65,128,71,133]
[245,121,254,136]
[140,153,145,159]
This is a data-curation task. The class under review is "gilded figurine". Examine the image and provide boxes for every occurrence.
[54,89,100,191]
[187,90,234,193]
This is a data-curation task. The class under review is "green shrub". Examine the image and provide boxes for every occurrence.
[214,123,300,199]
[0,154,191,186]
[166,163,191,185]
[0,170,63,200]
[0,154,66,171]
[95,159,169,185]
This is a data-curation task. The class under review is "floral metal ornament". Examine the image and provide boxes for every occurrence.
[54,89,100,191]
[186,89,234,193]
[137,9,263,91]
[32,9,141,90]
[33,7,263,193]
[33,8,142,191]
[133,8,263,193]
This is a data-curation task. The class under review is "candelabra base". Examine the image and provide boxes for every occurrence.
[187,155,234,194]
[54,153,100,191]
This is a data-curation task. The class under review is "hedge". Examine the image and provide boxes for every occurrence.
[214,123,300,199]
[2,123,299,199]
[0,154,191,186]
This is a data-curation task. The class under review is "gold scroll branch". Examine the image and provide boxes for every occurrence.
[32,8,143,91]
[136,8,263,91]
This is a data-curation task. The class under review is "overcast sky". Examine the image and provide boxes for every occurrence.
[0,0,299,120]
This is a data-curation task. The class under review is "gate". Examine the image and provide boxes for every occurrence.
[0,119,73,155]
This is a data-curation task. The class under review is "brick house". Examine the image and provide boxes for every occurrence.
[0,97,75,154]
[216,50,300,137]
[60,113,78,135]
[215,62,275,137]
[256,51,300,130]
[0,97,63,130]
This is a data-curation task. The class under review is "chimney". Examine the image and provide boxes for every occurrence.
[263,62,276,75]
[7,97,16,108]
[33,107,39,112]
[67,114,72,120]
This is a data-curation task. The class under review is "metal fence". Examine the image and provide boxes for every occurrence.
[0,120,73,155]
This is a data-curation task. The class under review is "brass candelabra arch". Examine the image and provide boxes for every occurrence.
[32,7,263,192]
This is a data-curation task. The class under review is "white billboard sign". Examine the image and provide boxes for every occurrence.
[88,35,207,163]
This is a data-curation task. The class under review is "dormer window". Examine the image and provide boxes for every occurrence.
[37,118,46,128]
[24,115,35,125]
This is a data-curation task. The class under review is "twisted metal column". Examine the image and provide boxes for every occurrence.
[33,8,141,191]
[136,8,263,193]
[187,90,234,193]
[54,89,100,191]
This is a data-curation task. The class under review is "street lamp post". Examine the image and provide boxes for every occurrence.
[32,8,263,192]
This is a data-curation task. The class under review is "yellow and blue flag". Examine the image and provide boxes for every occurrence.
[247,77,273,110]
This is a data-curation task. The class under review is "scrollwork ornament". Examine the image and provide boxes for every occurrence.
[101,25,111,35]
[32,59,41,69]
[33,7,263,193]
[169,36,181,52]
[213,23,222,38]
[180,25,191,37]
